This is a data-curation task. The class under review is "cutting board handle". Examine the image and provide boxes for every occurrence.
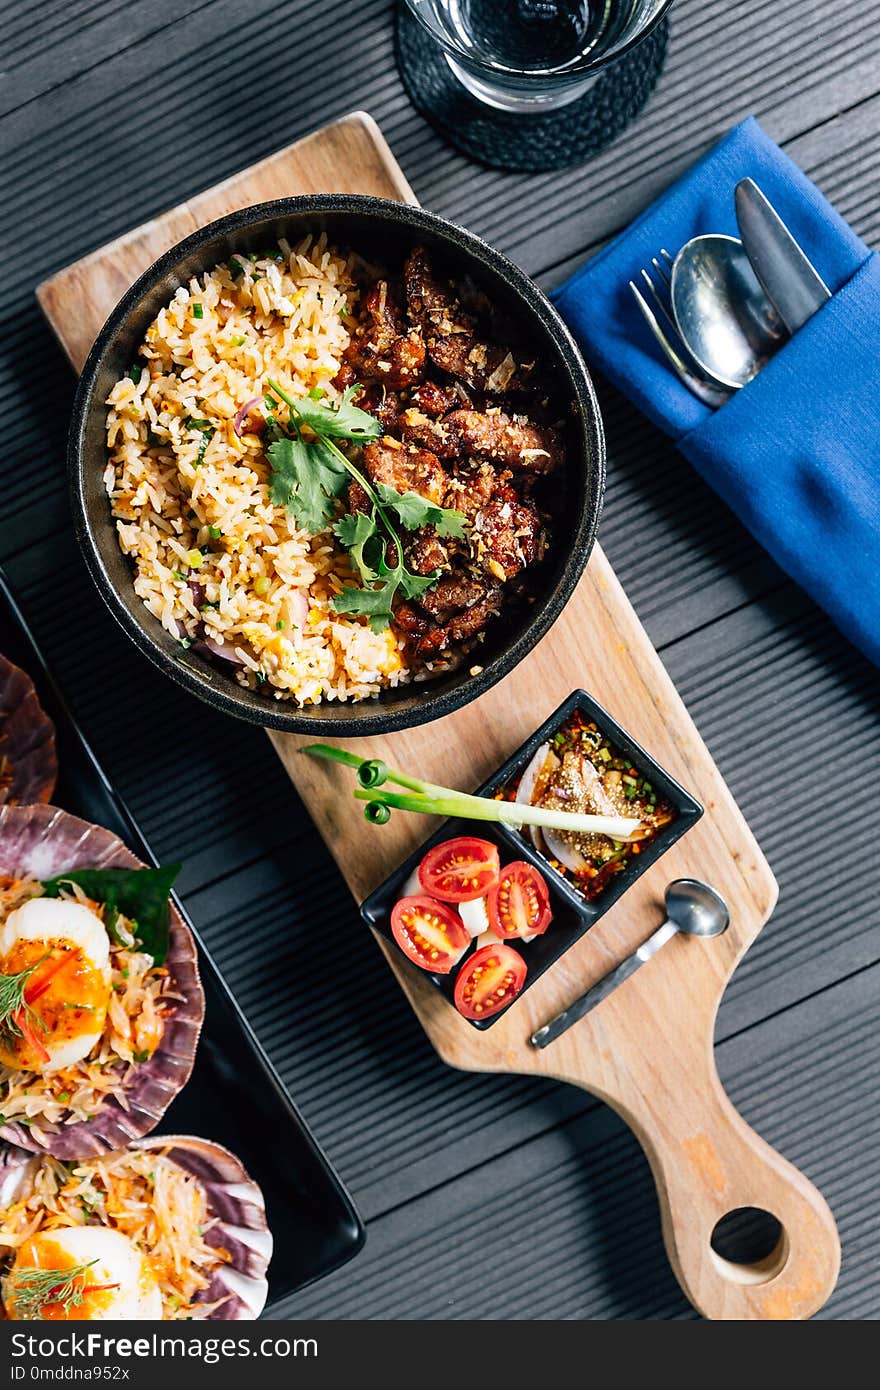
[585,1037,841,1319]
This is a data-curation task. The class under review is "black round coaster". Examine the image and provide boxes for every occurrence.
[395,6,669,173]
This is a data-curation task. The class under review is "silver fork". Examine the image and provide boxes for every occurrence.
[629,249,732,410]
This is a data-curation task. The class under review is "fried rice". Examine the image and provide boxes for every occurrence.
[104,234,406,706]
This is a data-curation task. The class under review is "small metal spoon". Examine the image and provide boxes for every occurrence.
[530,879,730,1048]
[671,234,787,391]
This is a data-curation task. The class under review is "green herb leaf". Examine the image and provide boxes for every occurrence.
[333,581,396,633]
[285,384,382,441]
[373,484,466,539]
[264,381,469,631]
[267,436,348,532]
[332,510,383,584]
[41,865,182,967]
[6,1259,99,1319]
[0,954,50,1039]
[397,568,439,601]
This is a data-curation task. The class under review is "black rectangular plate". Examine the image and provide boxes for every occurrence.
[0,569,364,1309]
[361,689,703,1030]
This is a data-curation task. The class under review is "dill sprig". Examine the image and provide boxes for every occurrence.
[0,953,49,1038]
[6,1258,99,1318]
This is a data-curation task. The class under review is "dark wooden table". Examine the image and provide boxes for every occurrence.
[2,0,877,1320]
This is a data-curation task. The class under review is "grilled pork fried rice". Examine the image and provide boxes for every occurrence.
[105,235,562,704]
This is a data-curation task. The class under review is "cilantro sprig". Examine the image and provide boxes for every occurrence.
[264,379,466,632]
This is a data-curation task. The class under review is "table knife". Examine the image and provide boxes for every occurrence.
[734,178,831,333]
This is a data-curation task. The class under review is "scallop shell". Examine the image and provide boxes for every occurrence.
[136,1135,272,1319]
[0,1136,271,1321]
[0,805,204,1159]
[0,656,57,807]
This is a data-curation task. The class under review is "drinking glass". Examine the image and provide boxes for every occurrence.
[403,0,675,112]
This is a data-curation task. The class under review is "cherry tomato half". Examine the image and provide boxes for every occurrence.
[454,942,527,1020]
[391,895,470,974]
[418,837,501,903]
[487,861,553,940]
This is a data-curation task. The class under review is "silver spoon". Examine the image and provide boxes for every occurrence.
[530,879,730,1048]
[671,234,787,391]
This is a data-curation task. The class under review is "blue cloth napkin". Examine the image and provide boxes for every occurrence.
[554,116,880,667]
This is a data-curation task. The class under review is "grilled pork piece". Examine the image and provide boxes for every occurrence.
[398,407,461,459]
[407,531,449,576]
[404,247,475,338]
[361,438,448,506]
[419,575,489,623]
[405,247,537,395]
[336,281,425,390]
[443,409,562,474]
[443,461,507,522]
[356,384,401,433]
[395,580,503,655]
[473,495,542,582]
[429,336,537,394]
[408,380,462,417]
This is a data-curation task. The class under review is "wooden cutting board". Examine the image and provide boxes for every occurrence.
[38,111,839,1320]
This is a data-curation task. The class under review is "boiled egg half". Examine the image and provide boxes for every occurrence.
[0,897,112,1073]
[3,1227,162,1320]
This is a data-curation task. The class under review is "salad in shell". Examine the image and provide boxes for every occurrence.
[0,805,204,1159]
[0,1136,270,1320]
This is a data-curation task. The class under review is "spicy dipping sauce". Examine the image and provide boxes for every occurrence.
[500,710,675,901]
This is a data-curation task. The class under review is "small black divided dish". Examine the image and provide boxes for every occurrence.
[0,569,364,1308]
[361,689,703,1031]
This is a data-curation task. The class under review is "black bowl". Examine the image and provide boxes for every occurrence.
[69,195,604,735]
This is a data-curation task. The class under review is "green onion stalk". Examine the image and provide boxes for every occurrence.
[303,744,643,841]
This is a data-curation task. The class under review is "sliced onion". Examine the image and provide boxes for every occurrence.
[400,867,421,898]
[531,826,547,856]
[543,828,591,874]
[290,589,309,629]
[575,757,619,816]
[459,897,489,938]
[233,396,263,437]
[515,742,558,848]
[516,742,550,806]
[194,636,248,666]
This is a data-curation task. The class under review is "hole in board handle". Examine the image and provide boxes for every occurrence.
[709,1207,789,1286]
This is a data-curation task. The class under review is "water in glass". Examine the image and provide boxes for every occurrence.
[407,0,670,111]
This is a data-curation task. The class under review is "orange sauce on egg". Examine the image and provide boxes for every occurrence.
[6,1237,119,1321]
[0,938,110,1071]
